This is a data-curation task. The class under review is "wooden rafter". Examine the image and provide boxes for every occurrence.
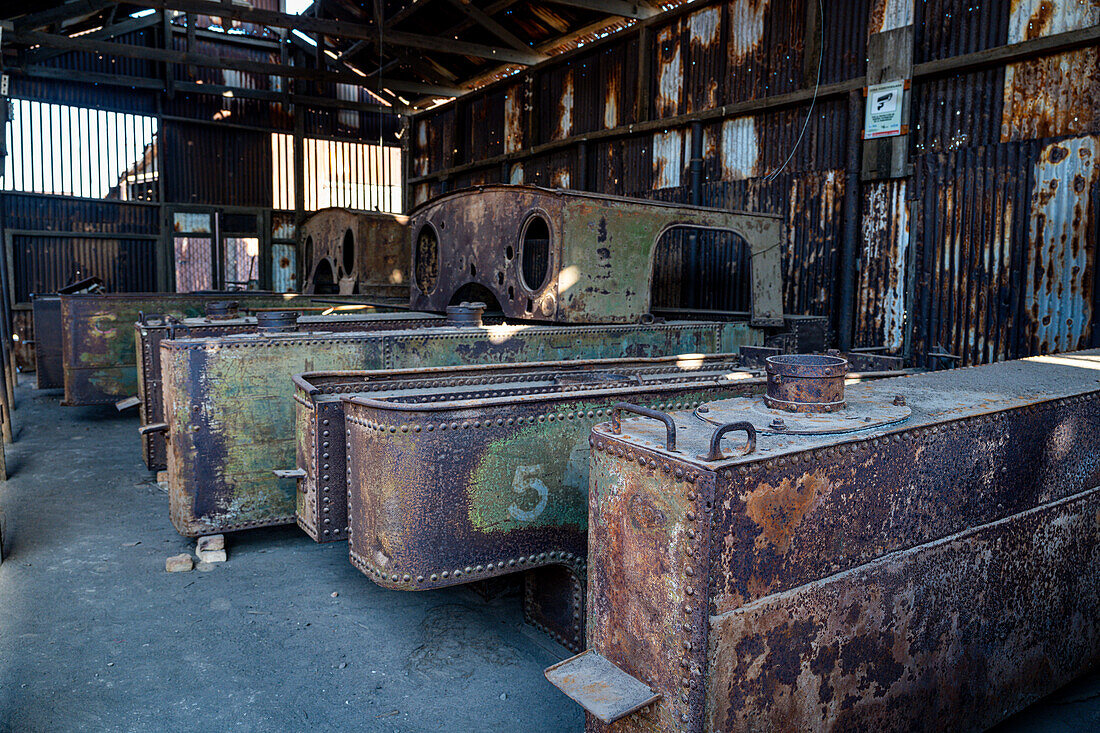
[118,0,545,64]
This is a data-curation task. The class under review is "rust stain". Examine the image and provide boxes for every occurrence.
[743,470,830,553]
[503,84,524,154]
[1002,0,1100,141]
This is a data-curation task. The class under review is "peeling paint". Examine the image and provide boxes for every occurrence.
[555,70,574,140]
[652,130,683,189]
[688,6,722,47]
[728,0,768,62]
[859,180,910,351]
[655,26,682,118]
[721,117,759,180]
[869,0,915,35]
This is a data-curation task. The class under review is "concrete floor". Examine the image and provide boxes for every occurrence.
[0,378,1097,732]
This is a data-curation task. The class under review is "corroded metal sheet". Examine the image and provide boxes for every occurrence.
[577,349,1100,732]
[60,292,389,405]
[408,185,784,327]
[300,208,410,298]
[137,310,442,471]
[32,295,63,389]
[163,321,761,537]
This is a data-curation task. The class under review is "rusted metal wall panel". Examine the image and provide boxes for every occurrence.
[912,136,1099,366]
[1023,135,1099,354]
[1001,0,1100,142]
[12,234,157,305]
[2,193,159,234]
[913,0,1010,63]
[161,120,273,207]
[411,0,1100,366]
[855,179,910,350]
[911,68,1006,154]
[912,143,1034,366]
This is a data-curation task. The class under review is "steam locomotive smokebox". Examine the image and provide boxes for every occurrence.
[408,185,785,326]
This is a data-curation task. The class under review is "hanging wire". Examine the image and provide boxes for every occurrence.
[764,0,824,182]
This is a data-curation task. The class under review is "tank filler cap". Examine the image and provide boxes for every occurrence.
[256,310,300,333]
[205,300,240,320]
[445,301,486,328]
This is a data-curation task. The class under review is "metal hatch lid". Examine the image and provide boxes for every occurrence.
[544,650,660,724]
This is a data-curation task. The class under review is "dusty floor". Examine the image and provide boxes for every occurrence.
[0,378,1097,732]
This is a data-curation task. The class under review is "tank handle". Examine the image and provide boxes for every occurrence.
[610,402,677,453]
[700,421,756,462]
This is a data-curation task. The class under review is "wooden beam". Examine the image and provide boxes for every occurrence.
[10,0,114,31]
[120,0,544,64]
[10,64,405,114]
[540,0,656,20]
[285,31,461,97]
[11,28,462,97]
[415,13,635,104]
[440,0,535,54]
[25,11,162,64]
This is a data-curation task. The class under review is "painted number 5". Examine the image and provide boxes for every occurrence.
[508,464,549,521]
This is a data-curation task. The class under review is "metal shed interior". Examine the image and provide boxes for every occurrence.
[0,0,1098,731]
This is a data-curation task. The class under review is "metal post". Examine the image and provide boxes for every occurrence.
[0,193,14,413]
[838,90,863,352]
[685,121,704,308]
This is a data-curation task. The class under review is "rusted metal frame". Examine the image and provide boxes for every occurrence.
[408,24,1100,185]
[307,352,758,543]
[123,0,544,65]
[575,351,1100,731]
[138,311,440,470]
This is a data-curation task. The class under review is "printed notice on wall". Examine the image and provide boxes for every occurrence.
[864,80,906,139]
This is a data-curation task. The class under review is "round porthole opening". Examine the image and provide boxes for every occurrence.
[520,214,551,292]
[414,224,439,294]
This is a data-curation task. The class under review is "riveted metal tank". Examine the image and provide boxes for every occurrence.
[550,350,1100,732]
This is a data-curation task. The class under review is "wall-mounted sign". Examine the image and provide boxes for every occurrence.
[864,80,907,139]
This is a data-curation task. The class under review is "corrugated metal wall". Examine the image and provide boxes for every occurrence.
[411,0,1100,366]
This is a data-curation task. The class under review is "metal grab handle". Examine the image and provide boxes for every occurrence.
[610,402,677,452]
[700,421,756,461]
[139,422,168,435]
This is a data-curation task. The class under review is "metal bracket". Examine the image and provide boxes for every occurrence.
[544,650,660,724]
[273,468,307,480]
[138,422,168,435]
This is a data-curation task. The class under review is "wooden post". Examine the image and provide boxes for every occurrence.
[862,26,913,180]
